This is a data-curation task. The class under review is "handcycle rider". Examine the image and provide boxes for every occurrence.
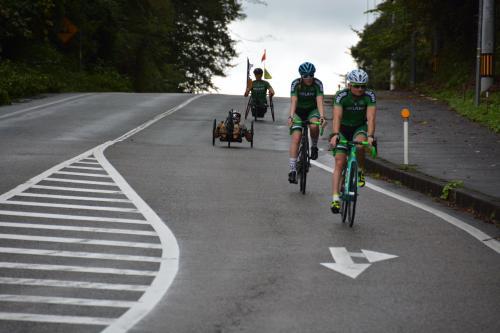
[287,62,326,184]
[244,67,275,117]
[329,69,376,213]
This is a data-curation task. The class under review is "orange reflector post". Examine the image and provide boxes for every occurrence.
[480,54,494,77]
[401,108,411,119]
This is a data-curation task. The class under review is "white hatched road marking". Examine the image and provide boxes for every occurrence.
[0,262,157,276]
[0,234,162,249]
[0,95,202,329]
[0,210,148,224]
[0,312,114,325]
[44,178,117,186]
[15,192,132,203]
[0,277,149,291]
[55,171,111,178]
[0,247,162,262]
[2,200,140,213]
[0,222,156,236]
[31,185,123,194]
[0,295,136,308]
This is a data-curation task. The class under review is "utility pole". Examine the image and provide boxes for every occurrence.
[390,0,396,90]
[474,0,483,106]
[480,0,495,93]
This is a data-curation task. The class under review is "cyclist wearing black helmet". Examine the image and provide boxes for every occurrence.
[244,68,274,116]
[287,62,326,184]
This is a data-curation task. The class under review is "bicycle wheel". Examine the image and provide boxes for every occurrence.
[212,119,216,146]
[299,137,308,195]
[270,100,275,122]
[245,98,251,120]
[250,121,254,148]
[347,162,358,227]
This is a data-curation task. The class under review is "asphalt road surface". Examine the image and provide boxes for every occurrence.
[0,93,499,333]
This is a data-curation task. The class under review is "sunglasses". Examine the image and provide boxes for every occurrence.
[351,84,367,89]
[301,75,314,79]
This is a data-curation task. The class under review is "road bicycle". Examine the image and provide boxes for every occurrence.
[293,119,323,194]
[336,139,377,227]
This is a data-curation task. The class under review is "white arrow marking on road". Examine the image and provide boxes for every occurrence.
[321,247,397,279]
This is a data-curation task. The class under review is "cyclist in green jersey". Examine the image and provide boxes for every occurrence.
[329,69,376,213]
[244,68,275,116]
[287,62,326,184]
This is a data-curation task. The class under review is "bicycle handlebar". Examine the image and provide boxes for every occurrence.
[337,139,378,158]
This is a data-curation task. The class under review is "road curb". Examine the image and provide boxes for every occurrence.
[365,156,500,224]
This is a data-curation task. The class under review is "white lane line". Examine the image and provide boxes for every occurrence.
[0,94,92,121]
[0,312,114,325]
[65,166,105,171]
[0,295,136,308]
[0,234,161,249]
[44,178,117,186]
[73,161,100,165]
[1,200,140,213]
[84,157,97,160]
[0,222,156,236]
[31,185,123,194]
[0,277,148,291]
[0,247,162,262]
[15,193,132,203]
[0,262,157,276]
[0,210,148,224]
[55,171,110,178]
[311,160,500,254]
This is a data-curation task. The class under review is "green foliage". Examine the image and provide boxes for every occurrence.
[441,180,464,200]
[0,0,243,95]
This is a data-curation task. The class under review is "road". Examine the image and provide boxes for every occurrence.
[0,93,499,333]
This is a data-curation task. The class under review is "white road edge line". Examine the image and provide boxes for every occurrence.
[310,160,500,254]
[0,94,92,121]
[0,312,115,325]
[0,295,136,308]
[0,277,148,291]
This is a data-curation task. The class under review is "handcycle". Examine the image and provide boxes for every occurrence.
[334,138,377,227]
[244,94,275,122]
[213,110,254,148]
[293,119,324,194]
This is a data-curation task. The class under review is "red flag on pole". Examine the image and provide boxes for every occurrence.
[261,49,266,62]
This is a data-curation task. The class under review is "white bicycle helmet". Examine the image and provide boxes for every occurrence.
[347,69,369,84]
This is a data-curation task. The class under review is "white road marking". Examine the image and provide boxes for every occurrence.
[0,295,136,308]
[31,185,123,194]
[0,94,92,121]
[1,200,140,213]
[0,222,155,236]
[0,262,157,276]
[0,277,148,291]
[0,94,203,330]
[15,192,132,203]
[0,312,115,325]
[44,178,117,186]
[55,171,110,178]
[311,160,500,254]
[65,166,105,171]
[73,161,100,165]
[0,247,162,262]
[0,233,161,249]
[0,210,148,224]
[321,247,370,279]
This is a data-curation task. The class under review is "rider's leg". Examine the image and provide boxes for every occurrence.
[288,130,301,183]
[354,132,368,187]
[309,116,320,160]
[331,151,346,213]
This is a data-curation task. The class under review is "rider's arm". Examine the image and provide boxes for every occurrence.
[244,80,253,97]
[268,86,275,97]
[332,105,343,134]
[366,105,376,138]
[316,95,325,118]
[289,96,298,118]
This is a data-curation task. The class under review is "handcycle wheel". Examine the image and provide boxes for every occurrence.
[270,100,275,122]
[212,119,217,146]
[299,140,308,195]
[347,162,358,227]
[250,121,254,148]
[245,97,251,120]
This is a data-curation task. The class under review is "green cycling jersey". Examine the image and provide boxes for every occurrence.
[290,78,324,110]
[334,88,376,127]
[250,79,272,105]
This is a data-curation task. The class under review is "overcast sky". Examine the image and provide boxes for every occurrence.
[212,0,380,96]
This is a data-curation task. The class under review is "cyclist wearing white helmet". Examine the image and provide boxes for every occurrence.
[287,62,326,184]
[329,68,377,213]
